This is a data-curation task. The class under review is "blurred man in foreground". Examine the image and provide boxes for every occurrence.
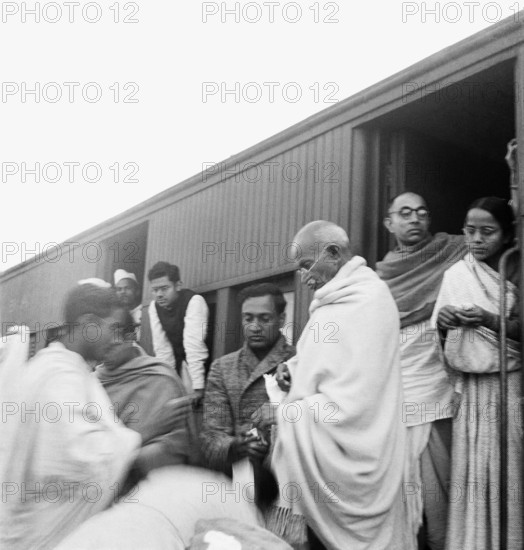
[0,282,185,549]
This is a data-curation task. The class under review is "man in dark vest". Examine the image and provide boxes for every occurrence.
[146,261,209,405]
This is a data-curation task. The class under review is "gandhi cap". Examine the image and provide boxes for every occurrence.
[114,269,138,286]
[78,278,111,288]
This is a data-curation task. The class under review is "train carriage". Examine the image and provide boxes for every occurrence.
[1,11,524,549]
[1,13,523,381]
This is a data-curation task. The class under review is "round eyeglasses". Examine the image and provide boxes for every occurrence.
[388,206,430,220]
[297,247,327,279]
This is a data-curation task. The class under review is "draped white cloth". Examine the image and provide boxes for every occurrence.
[431,254,522,549]
[431,254,520,377]
[402,422,433,549]
[399,323,455,426]
[272,256,407,550]
[0,342,140,550]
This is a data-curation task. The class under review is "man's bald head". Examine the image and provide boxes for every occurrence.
[293,221,352,291]
[388,192,427,213]
[294,220,351,254]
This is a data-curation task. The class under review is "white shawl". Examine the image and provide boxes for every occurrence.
[430,254,520,376]
[0,343,141,550]
[272,256,406,550]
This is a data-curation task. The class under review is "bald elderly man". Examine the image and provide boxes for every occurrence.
[255,221,406,550]
[376,192,467,550]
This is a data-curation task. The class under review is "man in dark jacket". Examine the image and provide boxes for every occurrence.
[200,282,295,476]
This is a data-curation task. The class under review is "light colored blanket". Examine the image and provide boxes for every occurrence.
[272,256,406,549]
[55,466,264,550]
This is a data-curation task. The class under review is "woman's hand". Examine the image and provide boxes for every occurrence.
[455,305,493,328]
[437,306,461,329]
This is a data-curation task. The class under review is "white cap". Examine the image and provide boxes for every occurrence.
[114,269,138,286]
[78,278,112,288]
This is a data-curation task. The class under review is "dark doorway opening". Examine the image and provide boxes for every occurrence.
[99,221,149,297]
[369,58,516,258]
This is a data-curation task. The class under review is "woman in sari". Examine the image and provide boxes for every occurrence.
[432,196,522,549]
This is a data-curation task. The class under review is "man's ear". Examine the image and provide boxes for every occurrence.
[175,280,183,291]
[325,244,341,259]
[278,312,286,330]
[384,217,394,233]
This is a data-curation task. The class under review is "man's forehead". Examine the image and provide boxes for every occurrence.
[391,193,426,210]
[241,295,276,314]
[294,236,321,259]
[116,278,135,288]
[151,276,171,286]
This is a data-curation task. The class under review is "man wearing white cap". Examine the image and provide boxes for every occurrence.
[114,269,142,340]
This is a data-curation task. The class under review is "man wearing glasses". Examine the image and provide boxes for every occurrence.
[376,192,466,550]
[256,220,407,549]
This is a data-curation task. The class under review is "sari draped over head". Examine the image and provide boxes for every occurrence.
[272,257,406,550]
[376,233,467,327]
[97,355,200,469]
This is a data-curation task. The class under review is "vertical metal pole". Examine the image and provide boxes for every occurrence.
[515,44,524,550]
[499,246,518,550]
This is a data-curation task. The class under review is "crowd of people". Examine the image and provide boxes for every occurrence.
[0,139,520,549]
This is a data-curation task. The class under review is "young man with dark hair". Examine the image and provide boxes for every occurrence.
[237,282,287,315]
[144,261,209,405]
[200,282,295,475]
[0,281,188,550]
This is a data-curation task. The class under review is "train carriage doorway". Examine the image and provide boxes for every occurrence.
[371,58,516,259]
[99,221,149,294]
